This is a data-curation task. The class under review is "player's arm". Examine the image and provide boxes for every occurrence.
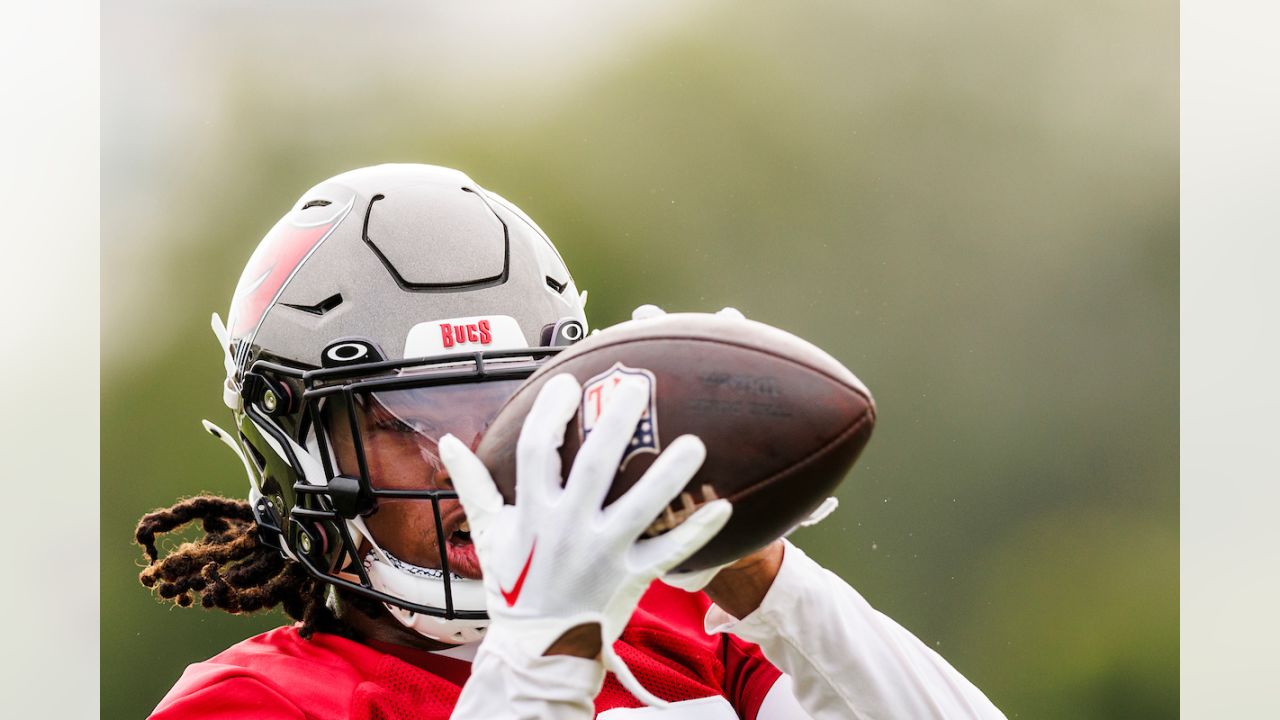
[704,540,1006,720]
[440,374,733,719]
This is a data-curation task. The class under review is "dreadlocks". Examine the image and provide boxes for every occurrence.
[135,494,338,637]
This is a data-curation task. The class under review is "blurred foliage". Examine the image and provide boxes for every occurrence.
[103,1,1176,718]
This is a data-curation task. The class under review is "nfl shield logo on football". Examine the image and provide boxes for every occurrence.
[581,363,660,469]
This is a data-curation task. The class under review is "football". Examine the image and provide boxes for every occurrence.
[475,313,876,572]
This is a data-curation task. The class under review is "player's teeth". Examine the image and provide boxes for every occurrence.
[459,520,470,532]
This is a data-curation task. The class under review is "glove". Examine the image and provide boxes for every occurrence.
[438,373,732,707]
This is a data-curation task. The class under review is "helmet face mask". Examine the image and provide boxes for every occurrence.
[246,349,555,643]
[217,164,587,644]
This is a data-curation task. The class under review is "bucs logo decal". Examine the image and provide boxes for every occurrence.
[403,315,526,359]
[227,197,354,363]
[440,319,493,349]
[580,363,660,469]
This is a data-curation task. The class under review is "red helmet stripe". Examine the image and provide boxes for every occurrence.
[228,220,336,340]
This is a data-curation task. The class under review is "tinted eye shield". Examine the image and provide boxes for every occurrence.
[291,348,557,509]
[324,378,525,493]
[242,347,559,618]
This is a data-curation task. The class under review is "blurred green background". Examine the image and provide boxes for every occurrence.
[102,1,1176,718]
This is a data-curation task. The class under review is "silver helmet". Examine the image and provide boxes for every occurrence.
[207,164,587,643]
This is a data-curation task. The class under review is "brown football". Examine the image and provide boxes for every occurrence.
[474,313,876,572]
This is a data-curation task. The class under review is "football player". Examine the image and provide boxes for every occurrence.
[136,163,1005,718]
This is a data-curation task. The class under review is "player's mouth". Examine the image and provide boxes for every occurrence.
[444,518,482,579]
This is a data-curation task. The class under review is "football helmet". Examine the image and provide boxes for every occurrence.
[206,164,587,644]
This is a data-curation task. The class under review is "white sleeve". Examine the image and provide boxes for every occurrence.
[757,674,815,719]
[705,541,1006,720]
[452,629,605,720]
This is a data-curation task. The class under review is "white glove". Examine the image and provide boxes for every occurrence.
[438,373,732,707]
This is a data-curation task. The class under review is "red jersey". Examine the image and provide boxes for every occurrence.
[150,582,782,719]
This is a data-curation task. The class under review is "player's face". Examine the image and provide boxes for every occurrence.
[325,380,523,579]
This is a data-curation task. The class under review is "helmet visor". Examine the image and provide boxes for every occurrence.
[324,379,522,492]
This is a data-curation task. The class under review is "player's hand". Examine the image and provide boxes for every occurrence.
[438,373,732,707]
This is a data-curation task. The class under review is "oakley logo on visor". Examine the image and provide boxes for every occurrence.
[404,315,527,359]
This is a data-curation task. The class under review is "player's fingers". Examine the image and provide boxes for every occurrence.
[715,307,744,320]
[516,373,580,503]
[438,434,502,535]
[606,434,706,537]
[564,377,649,510]
[632,499,732,577]
[631,304,666,321]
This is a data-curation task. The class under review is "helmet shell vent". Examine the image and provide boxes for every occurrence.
[282,292,344,317]
[363,186,508,290]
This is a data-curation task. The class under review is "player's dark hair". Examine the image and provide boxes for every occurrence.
[135,494,370,638]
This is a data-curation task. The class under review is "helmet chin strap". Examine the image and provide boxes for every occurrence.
[347,516,489,645]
